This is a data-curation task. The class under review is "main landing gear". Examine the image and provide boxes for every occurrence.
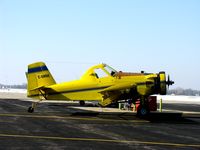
[136,97,150,117]
[137,105,150,117]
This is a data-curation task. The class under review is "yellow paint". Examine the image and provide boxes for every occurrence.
[26,62,172,106]
[160,98,163,112]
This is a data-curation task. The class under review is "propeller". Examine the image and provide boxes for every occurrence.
[166,75,174,88]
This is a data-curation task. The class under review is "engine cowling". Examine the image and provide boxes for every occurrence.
[154,71,174,95]
[159,72,167,95]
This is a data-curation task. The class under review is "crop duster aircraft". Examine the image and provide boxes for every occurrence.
[26,62,174,116]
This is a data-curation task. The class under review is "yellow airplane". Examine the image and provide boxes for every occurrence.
[26,62,174,116]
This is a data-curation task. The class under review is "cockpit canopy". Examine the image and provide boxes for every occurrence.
[81,64,118,79]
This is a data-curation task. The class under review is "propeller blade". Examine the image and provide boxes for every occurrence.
[166,75,174,87]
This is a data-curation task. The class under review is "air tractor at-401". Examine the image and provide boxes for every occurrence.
[26,62,174,116]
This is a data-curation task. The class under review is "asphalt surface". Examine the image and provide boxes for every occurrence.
[0,98,200,150]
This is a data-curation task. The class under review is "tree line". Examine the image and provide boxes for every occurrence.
[0,83,27,89]
[167,87,200,96]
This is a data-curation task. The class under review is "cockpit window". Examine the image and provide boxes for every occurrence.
[94,68,108,78]
[104,64,117,76]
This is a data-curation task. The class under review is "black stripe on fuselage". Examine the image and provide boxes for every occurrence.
[29,86,110,98]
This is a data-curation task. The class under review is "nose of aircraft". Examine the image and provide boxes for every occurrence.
[156,72,174,95]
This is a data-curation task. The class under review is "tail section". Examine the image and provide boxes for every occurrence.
[26,62,56,99]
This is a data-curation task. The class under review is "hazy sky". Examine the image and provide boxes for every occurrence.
[0,0,200,90]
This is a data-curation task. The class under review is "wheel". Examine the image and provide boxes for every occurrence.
[137,106,149,117]
[79,100,85,106]
[28,107,34,113]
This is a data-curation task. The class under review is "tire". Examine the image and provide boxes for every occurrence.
[79,100,85,106]
[137,106,149,117]
[28,107,34,113]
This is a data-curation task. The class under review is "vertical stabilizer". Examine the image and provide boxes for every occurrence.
[26,62,56,98]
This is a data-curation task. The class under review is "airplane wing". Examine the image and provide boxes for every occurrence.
[98,83,136,106]
[100,82,136,93]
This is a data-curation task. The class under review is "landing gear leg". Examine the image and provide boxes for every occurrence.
[137,96,150,117]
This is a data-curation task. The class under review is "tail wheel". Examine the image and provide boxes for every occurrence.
[28,107,34,113]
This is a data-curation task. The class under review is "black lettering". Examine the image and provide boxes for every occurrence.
[37,74,49,79]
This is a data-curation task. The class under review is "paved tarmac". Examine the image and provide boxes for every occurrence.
[0,98,200,150]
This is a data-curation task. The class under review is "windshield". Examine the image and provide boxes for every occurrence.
[104,64,118,76]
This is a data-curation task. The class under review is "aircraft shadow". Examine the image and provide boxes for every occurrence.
[72,112,198,124]
[144,113,199,124]
[63,109,198,125]
[3,99,197,125]
[45,103,200,124]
